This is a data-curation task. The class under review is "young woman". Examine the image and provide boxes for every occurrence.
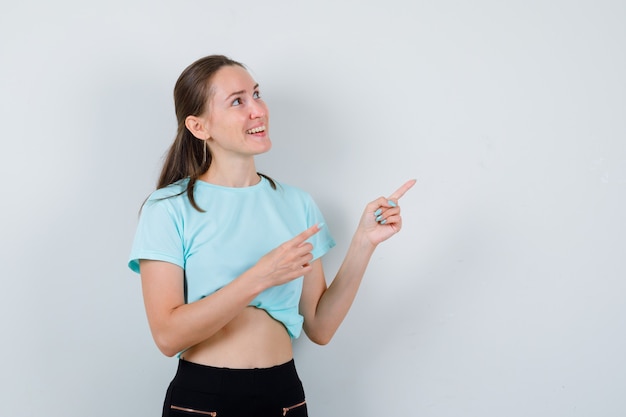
[128,54,415,417]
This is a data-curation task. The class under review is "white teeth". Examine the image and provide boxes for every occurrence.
[246,126,265,134]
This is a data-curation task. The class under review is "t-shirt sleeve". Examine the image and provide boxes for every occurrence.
[128,198,184,274]
[304,195,336,260]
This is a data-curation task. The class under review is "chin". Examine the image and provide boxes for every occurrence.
[255,138,272,154]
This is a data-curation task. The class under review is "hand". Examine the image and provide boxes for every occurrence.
[359,179,416,246]
[252,224,322,289]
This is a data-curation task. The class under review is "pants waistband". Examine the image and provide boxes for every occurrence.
[172,358,300,395]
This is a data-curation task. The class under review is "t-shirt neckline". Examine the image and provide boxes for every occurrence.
[194,175,267,192]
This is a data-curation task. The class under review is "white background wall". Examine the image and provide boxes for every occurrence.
[1,1,625,416]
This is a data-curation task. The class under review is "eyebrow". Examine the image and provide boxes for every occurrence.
[225,83,259,101]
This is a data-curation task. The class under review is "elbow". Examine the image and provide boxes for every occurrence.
[153,332,182,358]
[158,345,180,358]
[306,329,335,346]
[310,336,331,346]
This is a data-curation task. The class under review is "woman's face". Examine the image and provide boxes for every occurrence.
[203,65,271,159]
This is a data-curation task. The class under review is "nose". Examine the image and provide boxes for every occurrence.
[249,99,267,119]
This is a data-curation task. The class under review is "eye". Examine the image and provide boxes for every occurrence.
[253,91,261,99]
[232,97,241,106]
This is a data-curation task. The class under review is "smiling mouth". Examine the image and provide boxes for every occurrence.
[246,126,266,134]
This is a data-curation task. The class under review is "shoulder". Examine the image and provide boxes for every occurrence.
[268,179,316,203]
[141,178,191,215]
[147,178,188,201]
[270,178,310,197]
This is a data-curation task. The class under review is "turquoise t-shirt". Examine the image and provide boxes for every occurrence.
[128,176,335,339]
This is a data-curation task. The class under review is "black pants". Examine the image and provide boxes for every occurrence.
[163,359,308,417]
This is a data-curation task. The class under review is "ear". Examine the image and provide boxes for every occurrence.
[185,115,210,140]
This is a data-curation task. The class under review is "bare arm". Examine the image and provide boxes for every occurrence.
[141,224,322,357]
[300,179,416,345]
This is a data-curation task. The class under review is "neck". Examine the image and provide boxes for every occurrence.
[200,157,260,188]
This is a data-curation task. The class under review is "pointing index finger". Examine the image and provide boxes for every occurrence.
[389,179,417,201]
[292,223,323,246]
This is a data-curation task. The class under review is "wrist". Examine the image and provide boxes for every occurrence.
[238,267,268,298]
[353,228,377,252]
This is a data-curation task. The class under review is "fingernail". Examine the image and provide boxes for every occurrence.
[374,208,382,216]
[380,219,387,225]
[317,222,325,229]
[375,215,383,222]
[387,200,397,207]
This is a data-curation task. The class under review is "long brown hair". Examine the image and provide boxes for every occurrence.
[156,54,275,212]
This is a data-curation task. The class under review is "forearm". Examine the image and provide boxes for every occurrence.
[304,230,376,344]
[147,268,264,357]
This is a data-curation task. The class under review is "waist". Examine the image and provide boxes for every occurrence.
[180,306,293,369]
